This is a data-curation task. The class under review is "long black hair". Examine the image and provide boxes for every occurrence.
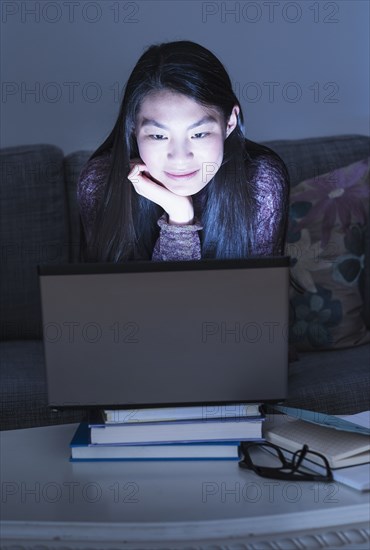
[83,40,265,262]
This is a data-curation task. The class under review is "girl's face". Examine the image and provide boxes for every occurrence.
[134,90,239,196]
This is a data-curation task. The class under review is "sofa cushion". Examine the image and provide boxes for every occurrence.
[286,158,370,350]
[0,340,89,430]
[263,134,370,187]
[0,145,69,339]
[286,344,370,414]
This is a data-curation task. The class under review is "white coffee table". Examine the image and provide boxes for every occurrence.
[1,423,369,549]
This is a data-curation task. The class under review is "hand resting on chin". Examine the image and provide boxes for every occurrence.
[128,159,194,225]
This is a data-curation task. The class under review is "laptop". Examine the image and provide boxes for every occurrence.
[38,257,289,409]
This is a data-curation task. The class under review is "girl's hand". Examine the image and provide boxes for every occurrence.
[128,159,194,225]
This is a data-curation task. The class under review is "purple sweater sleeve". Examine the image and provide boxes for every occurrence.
[251,152,289,256]
[151,214,203,261]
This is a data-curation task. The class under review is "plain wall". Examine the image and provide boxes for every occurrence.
[1,0,369,154]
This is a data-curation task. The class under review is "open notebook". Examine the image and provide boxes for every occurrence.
[264,411,370,490]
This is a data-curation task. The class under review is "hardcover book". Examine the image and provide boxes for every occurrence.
[70,423,241,461]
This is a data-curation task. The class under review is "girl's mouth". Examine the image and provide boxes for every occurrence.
[164,170,199,180]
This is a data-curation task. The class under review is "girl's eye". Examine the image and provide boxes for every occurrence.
[192,132,209,139]
[149,134,167,140]
[147,132,209,140]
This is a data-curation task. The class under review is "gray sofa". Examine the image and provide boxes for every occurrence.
[1,135,369,430]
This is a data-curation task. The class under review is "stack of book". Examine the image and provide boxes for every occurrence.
[70,402,264,461]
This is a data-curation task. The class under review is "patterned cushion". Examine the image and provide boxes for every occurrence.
[286,158,370,350]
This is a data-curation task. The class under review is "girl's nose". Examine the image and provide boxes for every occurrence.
[167,140,194,162]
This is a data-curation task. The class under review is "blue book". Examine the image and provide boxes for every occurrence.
[70,423,242,461]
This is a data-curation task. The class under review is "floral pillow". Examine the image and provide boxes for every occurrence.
[286,158,370,350]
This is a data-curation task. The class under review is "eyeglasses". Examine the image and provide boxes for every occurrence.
[239,441,333,482]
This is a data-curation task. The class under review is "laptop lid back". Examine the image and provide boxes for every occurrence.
[39,258,289,408]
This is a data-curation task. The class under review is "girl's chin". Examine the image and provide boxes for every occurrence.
[165,185,205,197]
[159,184,192,196]
[143,171,166,187]
[146,171,208,196]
